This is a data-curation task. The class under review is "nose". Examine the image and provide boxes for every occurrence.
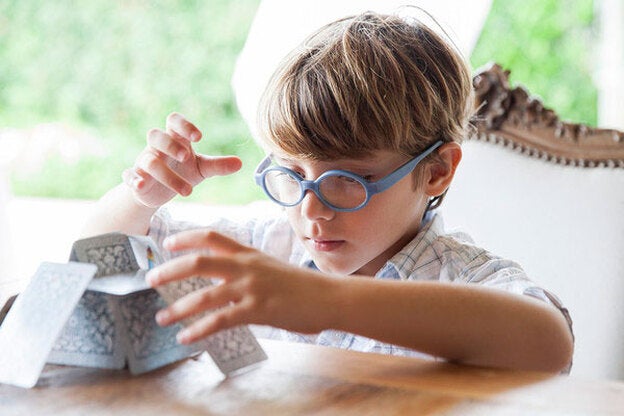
[299,190,335,221]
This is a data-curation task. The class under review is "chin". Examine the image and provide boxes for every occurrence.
[313,259,359,276]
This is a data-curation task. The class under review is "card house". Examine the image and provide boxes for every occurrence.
[0,233,266,388]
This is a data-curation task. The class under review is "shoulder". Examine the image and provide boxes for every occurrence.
[396,213,526,285]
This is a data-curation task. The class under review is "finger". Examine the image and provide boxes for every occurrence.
[196,155,242,179]
[163,229,248,255]
[155,282,240,326]
[176,300,254,344]
[147,128,191,163]
[146,253,238,287]
[166,112,202,142]
[136,151,193,196]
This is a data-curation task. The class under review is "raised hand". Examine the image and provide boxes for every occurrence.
[123,112,242,208]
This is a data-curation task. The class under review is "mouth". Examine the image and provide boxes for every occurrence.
[307,238,345,252]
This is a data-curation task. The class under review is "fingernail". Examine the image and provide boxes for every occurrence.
[177,150,187,161]
[177,329,191,344]
[190,132,200,142]
[180,184,192,196]
[155,310,170,326]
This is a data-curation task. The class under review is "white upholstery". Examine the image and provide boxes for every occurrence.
[443,139,624,380]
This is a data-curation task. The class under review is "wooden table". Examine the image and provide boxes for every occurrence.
[1,339,623,415]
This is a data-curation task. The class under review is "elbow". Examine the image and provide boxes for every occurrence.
[548,325,574,374]
[540,334,573,374]
[529,306,575,374]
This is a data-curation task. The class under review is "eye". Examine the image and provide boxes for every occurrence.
[279,164,305,179]
[274,171,297,181]
[339,175,358,183]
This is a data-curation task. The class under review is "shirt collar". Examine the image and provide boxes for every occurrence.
[379,211,444,280]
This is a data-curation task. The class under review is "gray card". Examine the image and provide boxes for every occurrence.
[47,290,126,370]
[72,233,139,277]
[0,262,97,388]
[116,289,211,374]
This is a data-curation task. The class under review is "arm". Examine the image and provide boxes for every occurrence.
[332,278,573,372]
[81,112,242,237]
[146,230,573,373]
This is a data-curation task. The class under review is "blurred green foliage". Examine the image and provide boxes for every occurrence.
[471,0,597,125]
[0,0,597,203]
[1,0,263,203]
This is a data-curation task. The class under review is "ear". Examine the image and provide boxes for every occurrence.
[423,142,462,197]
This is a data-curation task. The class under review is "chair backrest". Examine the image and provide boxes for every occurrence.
[442,63,624,380]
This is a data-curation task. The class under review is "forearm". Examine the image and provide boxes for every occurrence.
[327,278,573,372]
[81,183,157,237]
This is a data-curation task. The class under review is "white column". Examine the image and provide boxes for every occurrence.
[596,0,624,130]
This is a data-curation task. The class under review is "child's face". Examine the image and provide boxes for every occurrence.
[274,150,430,276]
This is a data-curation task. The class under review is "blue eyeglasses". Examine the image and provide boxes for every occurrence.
[254,140,443,212]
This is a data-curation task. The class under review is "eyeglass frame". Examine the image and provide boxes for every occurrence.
[254,140,444,212]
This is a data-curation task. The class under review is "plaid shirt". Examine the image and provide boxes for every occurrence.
[149,208,573,361]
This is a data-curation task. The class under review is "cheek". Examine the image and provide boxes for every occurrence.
[357,187,426,233]
[367,182,424,217]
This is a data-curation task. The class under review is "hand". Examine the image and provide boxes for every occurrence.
[123,112,242,208]
[146,230,336,344]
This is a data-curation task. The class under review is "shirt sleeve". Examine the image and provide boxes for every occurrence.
[147,208,257,261]
[434,234,574,364]
[147,207,298,263]
[457,252,574,373]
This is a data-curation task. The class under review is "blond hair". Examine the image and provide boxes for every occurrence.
[257,11,474,207]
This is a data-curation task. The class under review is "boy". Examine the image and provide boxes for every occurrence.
[83,11,573,372]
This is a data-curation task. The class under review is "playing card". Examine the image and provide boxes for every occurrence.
[155,276,267,374]
[204,325,268,375]
[128,235,165,271]
[154,276,215,326]
[0,262,97,388]
[47,290,125,369]
[116,289,211,374]
[70,234,153,295]
[85,270,149,296]
[71,233,139,277]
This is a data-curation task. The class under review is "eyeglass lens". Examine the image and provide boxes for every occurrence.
[263,170,367,209]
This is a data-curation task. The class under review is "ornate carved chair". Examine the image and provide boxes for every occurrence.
[443,63,624,380]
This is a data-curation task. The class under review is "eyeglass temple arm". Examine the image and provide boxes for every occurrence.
[367,140,444,194]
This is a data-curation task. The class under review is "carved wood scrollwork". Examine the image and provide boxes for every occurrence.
[470,63,624,168]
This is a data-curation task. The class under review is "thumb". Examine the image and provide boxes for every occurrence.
[196,155,242,179]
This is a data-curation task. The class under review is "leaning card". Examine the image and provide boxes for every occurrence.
[154,276,215,326]
[204,326,267,375]
[154,277,266,374]
[72,233,139,277]
[0,262,97,388]
[116,289,211,374]
[47,290,125,370]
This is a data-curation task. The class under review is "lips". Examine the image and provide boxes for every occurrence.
[308,238,345,252]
